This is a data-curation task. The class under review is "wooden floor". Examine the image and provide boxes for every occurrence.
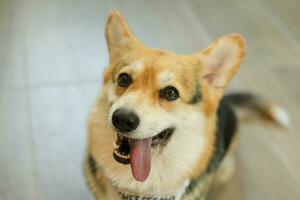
[1,0,299,199]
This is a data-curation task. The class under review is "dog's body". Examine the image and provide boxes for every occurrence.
[84,11,289,200]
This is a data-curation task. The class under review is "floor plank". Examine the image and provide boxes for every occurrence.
[0,90,36,200]
[259,0,300,50]
[0,0,27,89]
[29,83,99,200]
[23,0,106,84]
[179,0,300,66]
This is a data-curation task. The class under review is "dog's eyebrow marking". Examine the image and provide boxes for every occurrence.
[189,84,202,104]
[158,71,174,84]
[130,60,144,72]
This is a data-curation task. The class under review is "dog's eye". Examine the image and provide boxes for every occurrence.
[159,86,180,101]
[117,73,132,87]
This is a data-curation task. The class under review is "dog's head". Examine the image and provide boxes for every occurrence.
[90,11,244,192]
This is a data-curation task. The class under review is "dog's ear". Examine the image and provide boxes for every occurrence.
[105,11,141,62]
[196,34,245,90]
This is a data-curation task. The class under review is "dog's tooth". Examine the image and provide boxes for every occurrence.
[114,150,131,160]
[113,142,119,149]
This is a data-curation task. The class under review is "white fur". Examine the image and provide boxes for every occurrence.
[158,71,174,85]
[270,105,291,128]
[130,60,144,72]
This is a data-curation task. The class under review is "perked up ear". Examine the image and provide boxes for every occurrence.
[196,34,245,89]
[105,11,141,62]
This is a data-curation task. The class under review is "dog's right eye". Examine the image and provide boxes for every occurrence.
[159,86,180,101]
[117,73,132,87]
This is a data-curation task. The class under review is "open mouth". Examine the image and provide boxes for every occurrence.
[113,128,174,164]
[113,128,174,181]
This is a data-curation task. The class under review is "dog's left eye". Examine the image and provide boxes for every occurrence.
[117,73,132,87]
[159,86,180,101]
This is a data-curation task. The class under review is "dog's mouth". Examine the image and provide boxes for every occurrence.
[113,128,175,182]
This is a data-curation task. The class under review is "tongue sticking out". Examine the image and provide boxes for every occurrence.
[130,138,152,182]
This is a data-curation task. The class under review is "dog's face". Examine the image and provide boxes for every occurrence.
[89,11,244,193]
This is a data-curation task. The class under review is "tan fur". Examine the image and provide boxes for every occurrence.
[214,131,239,184]
[85,11,245,200]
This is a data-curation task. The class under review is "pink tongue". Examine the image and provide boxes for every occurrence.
[130,138,152,182]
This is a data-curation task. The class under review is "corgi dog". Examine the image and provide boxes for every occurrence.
[84,11,290,200]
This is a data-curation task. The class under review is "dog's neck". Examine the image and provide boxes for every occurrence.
[115,180,189,200]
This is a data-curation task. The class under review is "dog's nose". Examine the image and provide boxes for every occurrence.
[112,109,140,132]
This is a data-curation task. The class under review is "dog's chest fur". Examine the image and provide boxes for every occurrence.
[85,156,215,200]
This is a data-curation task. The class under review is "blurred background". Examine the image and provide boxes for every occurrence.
[0,0,299,199]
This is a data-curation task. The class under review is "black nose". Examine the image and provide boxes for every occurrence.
[112,109,140,132]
